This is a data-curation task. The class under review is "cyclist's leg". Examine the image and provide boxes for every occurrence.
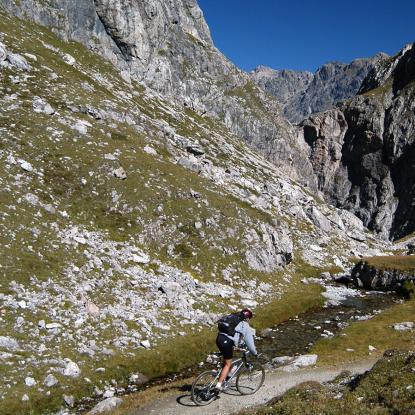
[218,358,232,384]
[215,334,234,388]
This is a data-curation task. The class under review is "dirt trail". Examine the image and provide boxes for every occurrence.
[128,360,376,415]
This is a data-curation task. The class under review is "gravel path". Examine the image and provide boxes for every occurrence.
[129,360,376,415]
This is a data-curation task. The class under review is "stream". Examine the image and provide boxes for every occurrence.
[258,287,399,359]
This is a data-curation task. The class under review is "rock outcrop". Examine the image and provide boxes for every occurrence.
[351,260,415,291]
[251,56,385,124]
[300,43,415,240]
[250,67,313,112]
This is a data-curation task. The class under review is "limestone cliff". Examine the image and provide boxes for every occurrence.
[1,0,316,187]
[300,43,415,240]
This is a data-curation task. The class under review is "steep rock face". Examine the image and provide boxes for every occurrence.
[301,43,415,240]
[250,67,313,108]
[252,56,385,124]
[1,0,316,188]
[351,261,415,291]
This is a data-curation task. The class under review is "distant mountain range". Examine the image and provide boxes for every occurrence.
[250,54,388,124]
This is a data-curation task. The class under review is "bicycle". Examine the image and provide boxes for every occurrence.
[191,348,265,406]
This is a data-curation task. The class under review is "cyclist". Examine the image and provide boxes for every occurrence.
[215,308,257,391]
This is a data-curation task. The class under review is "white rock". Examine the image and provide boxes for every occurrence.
[74,318,84,328]
[393,322,414,331]
[74,236,87,244]
[368,345,376,352]
[322,285,360,306]
[0,42,6,61]
[309,244,323,252]
[44,374,59,387]
[282,354,318,372]
[87,397,123,414]
[25,193,40,206]
[63,360,80,377]
[140,340,151,349]
[43,204,56,214]
[272,356,293,365]
[63,394,74,407]
[32,97,55,115]
[22,394,29,401]
[19,160,33,172]
[0,336,20,351]
[292,354,318,367]
[143,145,157,156]
[112,167,127,180]
[24,53,37,61]
[102,389,115,398]
[129,373,148,384]
[242,299,258,307]
[72,121,88,135]
[46,323,62,330]
[25,377,36,387]
[62,53,76,65]
[7,53,31,70]
[17,300,27,309]
[85,301,100,317]
[131,253,150,264]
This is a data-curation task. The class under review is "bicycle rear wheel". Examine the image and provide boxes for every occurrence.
[191,370,218,406]
[236,362,265,395]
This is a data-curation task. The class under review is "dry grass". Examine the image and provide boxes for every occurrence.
[312,297,415,365]
[362,255,415,272]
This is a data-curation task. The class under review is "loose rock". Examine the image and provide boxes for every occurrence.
[87,397,123,414]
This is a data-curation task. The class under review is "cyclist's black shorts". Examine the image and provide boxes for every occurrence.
[216,333,234,359]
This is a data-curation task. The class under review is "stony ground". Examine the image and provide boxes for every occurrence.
[0,10,391,414]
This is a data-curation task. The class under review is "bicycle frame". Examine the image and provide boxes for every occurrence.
[218,349,251,385]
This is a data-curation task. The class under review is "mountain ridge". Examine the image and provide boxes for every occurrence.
[251,53,388,124]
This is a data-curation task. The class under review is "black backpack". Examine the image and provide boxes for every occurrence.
[217,313,243,336]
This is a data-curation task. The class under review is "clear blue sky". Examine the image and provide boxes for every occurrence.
[197,0,415,73]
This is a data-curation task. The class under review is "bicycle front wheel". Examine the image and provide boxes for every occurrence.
[191,370,218,406]
[236,362,265,395]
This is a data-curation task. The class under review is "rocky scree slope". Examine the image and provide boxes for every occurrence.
[251,55,385,124]
[299,43,415,240]
[0,9,387,414]
[1,0,317,188]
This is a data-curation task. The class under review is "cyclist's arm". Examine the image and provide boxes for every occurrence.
[238,322,257,356]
